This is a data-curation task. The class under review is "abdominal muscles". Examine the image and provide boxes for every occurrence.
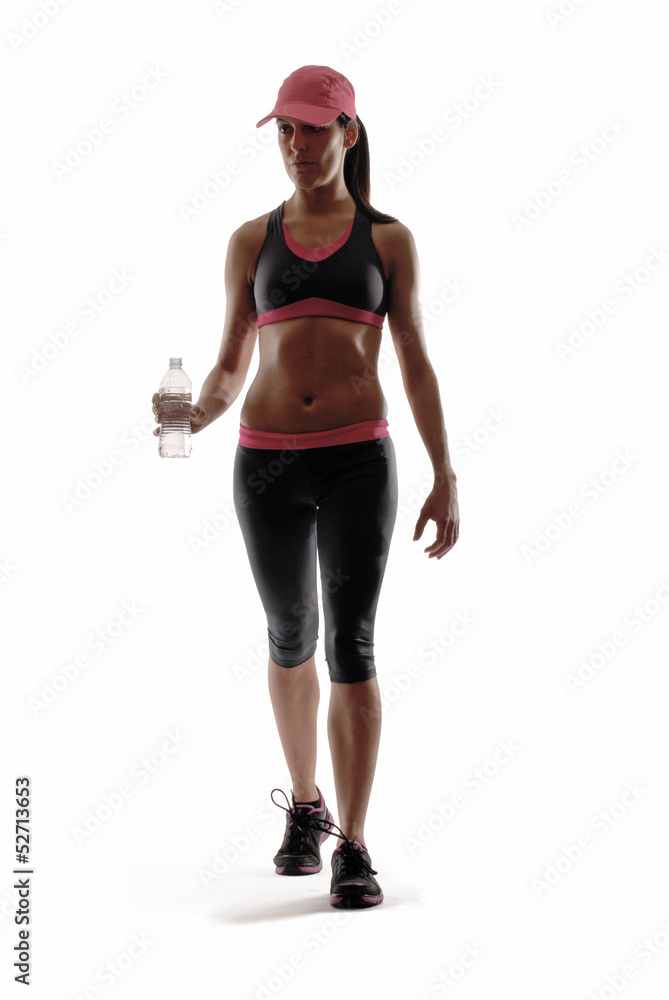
[239,316,387,432]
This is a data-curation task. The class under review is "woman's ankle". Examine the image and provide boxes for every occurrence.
[292,783,319,803]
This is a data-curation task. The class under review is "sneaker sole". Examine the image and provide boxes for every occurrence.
[275,860,323,875]
[274,816,334,876]
[330,889,384,908]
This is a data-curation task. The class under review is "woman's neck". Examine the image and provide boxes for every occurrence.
[285,184,354,218]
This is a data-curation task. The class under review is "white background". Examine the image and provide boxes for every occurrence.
[2,0,669,997]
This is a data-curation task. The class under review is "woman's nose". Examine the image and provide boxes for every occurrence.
[290,130,307,151]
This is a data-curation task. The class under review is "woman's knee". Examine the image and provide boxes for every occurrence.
[324,633,377,684]
[269,653,317,674]
[267,600,319,668]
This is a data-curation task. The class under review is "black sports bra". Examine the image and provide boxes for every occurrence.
[253,201,389,329]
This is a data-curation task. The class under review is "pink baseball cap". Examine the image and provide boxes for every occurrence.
[256,65,357,128]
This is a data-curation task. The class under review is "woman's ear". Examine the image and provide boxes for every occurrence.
[344,122,359,148]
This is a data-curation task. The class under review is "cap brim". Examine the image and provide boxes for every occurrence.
[256,103,341,128]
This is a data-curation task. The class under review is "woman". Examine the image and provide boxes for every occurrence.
[152,65,459,909]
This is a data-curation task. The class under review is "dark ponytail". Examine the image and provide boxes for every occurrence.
[336,113,397,224]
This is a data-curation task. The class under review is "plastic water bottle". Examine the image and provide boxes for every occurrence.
[159,358,192,458]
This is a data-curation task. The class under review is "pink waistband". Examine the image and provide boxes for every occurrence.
[238,418,389,450]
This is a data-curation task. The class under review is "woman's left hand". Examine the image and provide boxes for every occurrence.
[413,474,459,559]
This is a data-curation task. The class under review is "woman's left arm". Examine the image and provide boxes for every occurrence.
[384,222,459,559]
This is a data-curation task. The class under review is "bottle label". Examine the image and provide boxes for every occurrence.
[160,391,192,434]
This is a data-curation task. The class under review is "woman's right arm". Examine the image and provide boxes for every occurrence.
[153,223,259,435]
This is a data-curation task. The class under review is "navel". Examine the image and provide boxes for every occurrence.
[303,396,313,406]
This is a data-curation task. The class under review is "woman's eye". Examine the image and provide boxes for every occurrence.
[277,124,324,134]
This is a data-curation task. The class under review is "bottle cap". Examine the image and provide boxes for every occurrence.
[169,357,182,368]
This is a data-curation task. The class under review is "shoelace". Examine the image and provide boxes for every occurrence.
[270,788,378,877]
[271,788,320,854]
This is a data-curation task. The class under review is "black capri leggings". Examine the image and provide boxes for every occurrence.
[232,436,398,683]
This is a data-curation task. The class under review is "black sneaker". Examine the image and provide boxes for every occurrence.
[328,825,384,908]
[270,787,335,876]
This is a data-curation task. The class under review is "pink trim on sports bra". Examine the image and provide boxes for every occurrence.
[256,298,384,329]
[281,216,355,262]
[239,418,389,450]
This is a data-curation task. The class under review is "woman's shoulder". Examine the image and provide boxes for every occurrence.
[370,216,418,268]
[371,215,414,243]
[227,207,278,260]
[232,207,276,241]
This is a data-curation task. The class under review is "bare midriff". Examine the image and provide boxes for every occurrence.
[239,315,388,434]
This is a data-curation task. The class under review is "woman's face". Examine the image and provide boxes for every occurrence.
[275,117,356,189]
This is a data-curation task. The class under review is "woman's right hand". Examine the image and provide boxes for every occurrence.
[151,393,208,436]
